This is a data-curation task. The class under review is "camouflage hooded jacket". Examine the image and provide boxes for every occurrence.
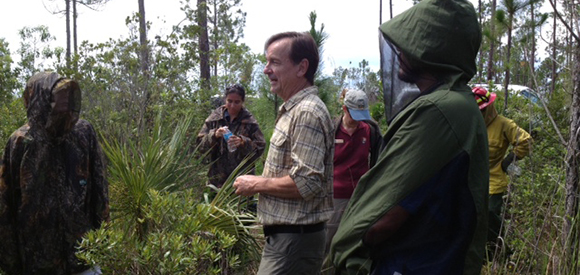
[0,72,109,275]
[197,105,265,188]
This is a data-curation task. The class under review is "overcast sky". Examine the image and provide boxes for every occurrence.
[1,0,486,75]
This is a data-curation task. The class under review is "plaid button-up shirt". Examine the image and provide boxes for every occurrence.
[258,86,334,225]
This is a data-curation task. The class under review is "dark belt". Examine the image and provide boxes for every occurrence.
[263,222,325,236]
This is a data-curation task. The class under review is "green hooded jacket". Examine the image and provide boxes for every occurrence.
[330,0,488,274]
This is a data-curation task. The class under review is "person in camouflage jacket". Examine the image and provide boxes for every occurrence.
[197,84,266,189]
[0,71,109,275]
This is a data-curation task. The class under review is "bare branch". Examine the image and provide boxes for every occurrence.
[42,0,66,15]
[548,0,580,43]
[527,65,568,146]
[77,0,111,12]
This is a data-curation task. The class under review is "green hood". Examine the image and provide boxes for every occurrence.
[380,0,481,87]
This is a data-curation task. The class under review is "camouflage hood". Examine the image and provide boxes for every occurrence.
[24,71,82,141]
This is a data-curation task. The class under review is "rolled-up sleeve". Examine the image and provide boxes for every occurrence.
[290,110,327,200]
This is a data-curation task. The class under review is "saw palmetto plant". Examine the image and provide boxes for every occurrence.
[78,112,260,274]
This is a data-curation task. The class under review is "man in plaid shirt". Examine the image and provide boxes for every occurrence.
[234,31,334,275]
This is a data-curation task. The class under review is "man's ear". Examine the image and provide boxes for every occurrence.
[297,58,309,77]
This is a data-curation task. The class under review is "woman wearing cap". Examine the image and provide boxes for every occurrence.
[472,86,532,258]
[325,89,382,256]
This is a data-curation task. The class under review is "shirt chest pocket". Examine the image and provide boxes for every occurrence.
[268,131,292,168]
[488,137,506,160]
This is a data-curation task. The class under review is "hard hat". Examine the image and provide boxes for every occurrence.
[472,86,496,110]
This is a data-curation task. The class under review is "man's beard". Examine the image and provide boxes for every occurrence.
[397,62,419,84]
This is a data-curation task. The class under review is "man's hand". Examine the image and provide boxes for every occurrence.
[363,205,410,247]
[234,175,263,196]
[235,175,303,199]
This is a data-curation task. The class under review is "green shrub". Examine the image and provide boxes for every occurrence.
[78,112,260,274]
[0,98,26,144]
[77,189,258,274]
[482,88,570,274]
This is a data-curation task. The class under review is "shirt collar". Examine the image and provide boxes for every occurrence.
[224,108,231,123]
[280,86,318,113]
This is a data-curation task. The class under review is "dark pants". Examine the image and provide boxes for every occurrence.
[488,193,505,243]
[487,192,513,261]
[258,230,326,275]
[325,198,349,255]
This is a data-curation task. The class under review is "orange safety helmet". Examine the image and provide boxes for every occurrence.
[472,86,496,110]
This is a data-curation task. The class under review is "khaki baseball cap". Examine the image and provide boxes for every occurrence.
[344,89,372,121]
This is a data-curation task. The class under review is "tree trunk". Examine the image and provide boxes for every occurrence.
[138,0,149,76]
[137,0,150,135]
[486,0,497,82]
[65,0,71,65]
[477,0,483,82]
[564,42,580,274]
[198,0,210,91]
[379,0,382,25]
[73,0,77,55]
[503,17,513,111]
[550,0,557,96]
[530,1,535,86]
[563,0,580,267]
[212,0,218,78]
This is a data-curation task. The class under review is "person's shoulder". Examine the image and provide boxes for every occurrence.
[422,88,480,116]
[12,124,30,138]
[75,119,94,128]
[496,114,513,122]
[241,107,253,115]
[297,92,328,112]
[395,89,473,128]
[2,125,31,156]
[363,119,379,128]
[496,115,519,128]
[5,124,30,145]
[205,106,226,121]
[72,119,98,137]
[240,108,257,121]
[427,87,470,103]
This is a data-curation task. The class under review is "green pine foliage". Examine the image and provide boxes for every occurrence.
[0,98,26,144]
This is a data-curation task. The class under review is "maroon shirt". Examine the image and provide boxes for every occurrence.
[333,121,371,199]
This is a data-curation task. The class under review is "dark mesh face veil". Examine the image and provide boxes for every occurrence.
[51,79,82,113]
[45,79,81,137]
[380,31,420,123]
